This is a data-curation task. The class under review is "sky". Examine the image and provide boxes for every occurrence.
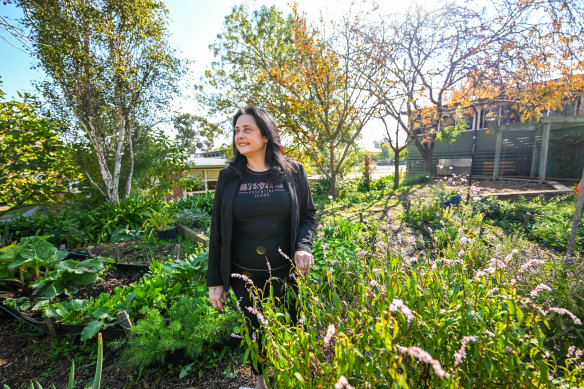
[0,0,436,149]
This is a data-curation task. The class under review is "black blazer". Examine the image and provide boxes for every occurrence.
[207,161,316,289]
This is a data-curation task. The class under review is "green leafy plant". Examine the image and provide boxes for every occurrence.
[175,208,211,230]
[86,197,161,243]
[116,295,238,371]
[470,195,584,252]
[45,299,90,325]
[41,257,201,340]
[2,205,92,247]
[162,252,209,286]
[175,192,214,214]
[0,223,14,247]
[109,224,145,243]
[31,257,105,299]
[2,235,67,283]
[142,205,176,234]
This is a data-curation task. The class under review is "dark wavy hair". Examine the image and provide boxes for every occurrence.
[227,106,295,182]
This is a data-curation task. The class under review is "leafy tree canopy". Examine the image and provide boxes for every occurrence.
[16,0,185,203]
[199,5,378,196]
[0,83,82,212]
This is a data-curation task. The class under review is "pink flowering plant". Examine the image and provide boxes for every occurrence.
[230,217,584,388]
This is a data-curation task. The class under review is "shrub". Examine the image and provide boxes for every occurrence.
[86,197,162,243]
[117,294,238,370]
[176,192,214,214]
[175,208,211,230]
[370,174,394,191]
[470,195,584,252]
[1,204,91,247]
[400,173,431,187]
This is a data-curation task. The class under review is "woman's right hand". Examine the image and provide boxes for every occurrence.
[209,285,227,310]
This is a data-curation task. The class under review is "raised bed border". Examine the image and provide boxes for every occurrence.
[176,223,209,247]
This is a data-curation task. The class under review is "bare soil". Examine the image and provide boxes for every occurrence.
[456,178,557,195]
[0,262,255,388]
[0,179,570,388]
[85,239,179,266]
[0,318,253,388]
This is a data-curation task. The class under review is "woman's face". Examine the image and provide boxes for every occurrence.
[234,114,268,159]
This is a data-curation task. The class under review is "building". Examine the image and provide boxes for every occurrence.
[166,156,228,201]
[182,157,228,195]
[406,96,584,182]
[193,150,225,159]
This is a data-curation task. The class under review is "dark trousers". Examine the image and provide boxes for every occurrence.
[230,264,299,376]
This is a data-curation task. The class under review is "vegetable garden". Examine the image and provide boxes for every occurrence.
[1,176,583,388]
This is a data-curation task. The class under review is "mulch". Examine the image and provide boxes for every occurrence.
[0,318,254,388]
[463,178,559,195]
[85,240,178,266]
[0,260,255,388]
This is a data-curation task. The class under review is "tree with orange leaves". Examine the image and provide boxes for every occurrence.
[460,0,584,122]
[357,1,531,175]
[199,4,379,197]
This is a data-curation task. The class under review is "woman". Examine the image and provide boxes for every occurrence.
[207,106,316,389]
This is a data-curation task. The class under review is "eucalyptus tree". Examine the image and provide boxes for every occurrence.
[16,0,184,203]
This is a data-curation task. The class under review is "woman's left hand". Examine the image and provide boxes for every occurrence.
[294,250,314,276]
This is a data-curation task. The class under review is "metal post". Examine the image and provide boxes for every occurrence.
[538,123,551,184]
[493,130,503,180]
[530,128,539,178]
[565,167,584,264]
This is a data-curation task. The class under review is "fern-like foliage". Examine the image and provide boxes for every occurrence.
[119,295,239,369]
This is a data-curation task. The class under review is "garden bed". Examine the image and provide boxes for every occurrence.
[0,318,252,389]
[449,178,572,199]
[2,178,584,388]
[1,265,145,324]
[84,239,179,267]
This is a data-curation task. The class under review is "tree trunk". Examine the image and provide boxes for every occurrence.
[393,153,400,189]
[124,116,135,199]
[423,150,433,176]
[329,144,337,197]
[82,119,117,203]
[330,170,337,199]
[565,167,584,263]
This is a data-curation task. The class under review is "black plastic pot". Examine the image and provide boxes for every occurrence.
[156,226,177,240]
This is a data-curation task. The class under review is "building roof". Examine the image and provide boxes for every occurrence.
[187,157,228,169]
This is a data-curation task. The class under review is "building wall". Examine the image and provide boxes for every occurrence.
[547,125,584,178]
[406,127,584,179]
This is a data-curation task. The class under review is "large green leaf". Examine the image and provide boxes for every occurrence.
[0,245,23,262]
[15,236,61,268]
[81,320,104,342]
[91,307,113,320]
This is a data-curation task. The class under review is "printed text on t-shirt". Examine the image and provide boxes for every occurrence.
[239,182,284,198]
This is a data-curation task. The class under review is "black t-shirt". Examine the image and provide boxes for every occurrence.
[232,167,292,272]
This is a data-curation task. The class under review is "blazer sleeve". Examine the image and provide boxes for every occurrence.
[207,169,226,287]
[294,163,317,254]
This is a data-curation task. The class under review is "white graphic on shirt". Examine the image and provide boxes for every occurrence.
[239,181,284,198]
